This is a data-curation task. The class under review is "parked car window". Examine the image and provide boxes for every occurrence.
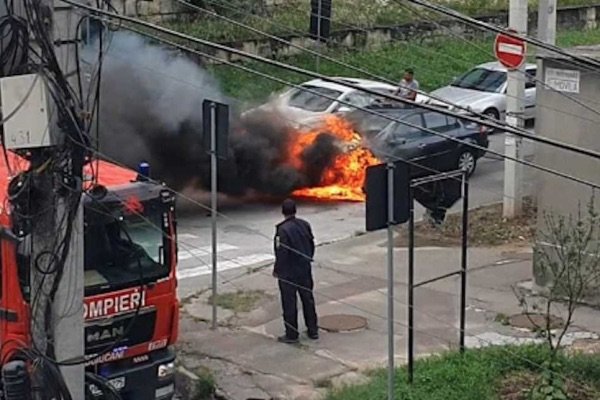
[391,113,424,141]
[447,116,459,128]
[424,112,459,133]
[525,69,537,89]
[342,92,374,109]
[288,85,343,112]
[348,110,392,135]
[451,68,507,93]
[424,112,447,130]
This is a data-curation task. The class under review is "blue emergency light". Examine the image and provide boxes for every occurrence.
[137,161,150,182]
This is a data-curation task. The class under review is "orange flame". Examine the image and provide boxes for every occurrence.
[290,115,378,202]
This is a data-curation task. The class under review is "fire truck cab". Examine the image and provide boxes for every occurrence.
[0,156,179,400]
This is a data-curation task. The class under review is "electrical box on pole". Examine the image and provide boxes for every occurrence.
[0,74,56,149]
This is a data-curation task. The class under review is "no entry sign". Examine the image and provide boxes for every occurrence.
[494,31,527,69]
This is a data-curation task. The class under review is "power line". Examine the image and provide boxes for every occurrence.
[72,20,600,197]
[402,0,600,71]
[85,178,599,397]
[393,0,600,120]
[193,0,309,39]
[177,0,600,132]
[61,0,600,167]
[63,155,599,397]
[59,27,592,268]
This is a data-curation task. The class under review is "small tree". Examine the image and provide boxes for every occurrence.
[515,200,600,399]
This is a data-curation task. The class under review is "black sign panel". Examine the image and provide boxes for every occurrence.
[365,162,410,231]
[202,100,230,159]
[85,309,156,354]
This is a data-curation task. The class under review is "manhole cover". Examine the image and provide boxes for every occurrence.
[508,313,564,331]
[319,314,368,332]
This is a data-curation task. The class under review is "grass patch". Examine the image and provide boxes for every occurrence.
[167,0,600,43]
[193,366,216,400]
[326,345,600,400]
[207,290,267,313]
[209,27,600,103]
[394,198,536,247]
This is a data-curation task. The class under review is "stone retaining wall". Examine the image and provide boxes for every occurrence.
[212,4,600,62]
[108,2,600,61]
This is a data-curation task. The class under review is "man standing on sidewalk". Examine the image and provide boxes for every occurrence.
[273,199,319,344]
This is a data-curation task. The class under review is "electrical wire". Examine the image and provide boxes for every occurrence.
[176,0,600,132]
[76,20,600,197]
[392,0,600,120]
[21,1,600,392]
[20,179,600,398]
[191,0,309,39]
[60,1,600,166]
[54,118,600,397]
[403,0,600,71]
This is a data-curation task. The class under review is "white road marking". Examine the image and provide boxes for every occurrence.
[177,243,238,260]
[176,253,274,280]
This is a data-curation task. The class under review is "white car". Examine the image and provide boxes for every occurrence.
[251,77,398,128]
[421,61,538,121]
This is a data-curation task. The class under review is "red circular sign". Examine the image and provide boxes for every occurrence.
[494,30,527,70]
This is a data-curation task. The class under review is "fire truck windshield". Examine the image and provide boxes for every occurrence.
[84,201,170,293]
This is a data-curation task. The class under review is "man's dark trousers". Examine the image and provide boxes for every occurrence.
[279,273,318,340]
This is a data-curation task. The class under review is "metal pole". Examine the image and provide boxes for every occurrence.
[537,0,557,51]
[503,0,527,217]
[386,162,395,400]
[316,0,321,72]
[407,184,415,384]
[459,173,469,353]
[211,102,218,330]
[25,1,84,398]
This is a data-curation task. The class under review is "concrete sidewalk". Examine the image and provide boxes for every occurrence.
[176,232,600,400]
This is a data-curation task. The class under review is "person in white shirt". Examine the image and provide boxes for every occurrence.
[395,68,419,101]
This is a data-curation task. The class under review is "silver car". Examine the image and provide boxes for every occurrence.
[422,61,537,121]
[247,77,398,129]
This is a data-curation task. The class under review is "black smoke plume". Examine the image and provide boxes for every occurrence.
[89,32,341,197]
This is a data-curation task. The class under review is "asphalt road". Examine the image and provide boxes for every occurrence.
[175,133,536,298]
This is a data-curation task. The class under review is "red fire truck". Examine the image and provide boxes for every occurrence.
[0,153,179,399]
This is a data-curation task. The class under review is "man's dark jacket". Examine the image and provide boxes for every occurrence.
[274,217,315,280]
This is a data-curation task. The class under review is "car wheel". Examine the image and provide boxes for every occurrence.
[483,108,499,121]
[457,150,477,177]
[482,108,500,132]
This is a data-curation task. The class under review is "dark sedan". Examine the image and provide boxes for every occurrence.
[348,105,489,176]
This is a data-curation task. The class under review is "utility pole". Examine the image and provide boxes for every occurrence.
[210,102,218,330]
[28,1,85,398]
[537,0,557,49]
[503,0,528,218]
